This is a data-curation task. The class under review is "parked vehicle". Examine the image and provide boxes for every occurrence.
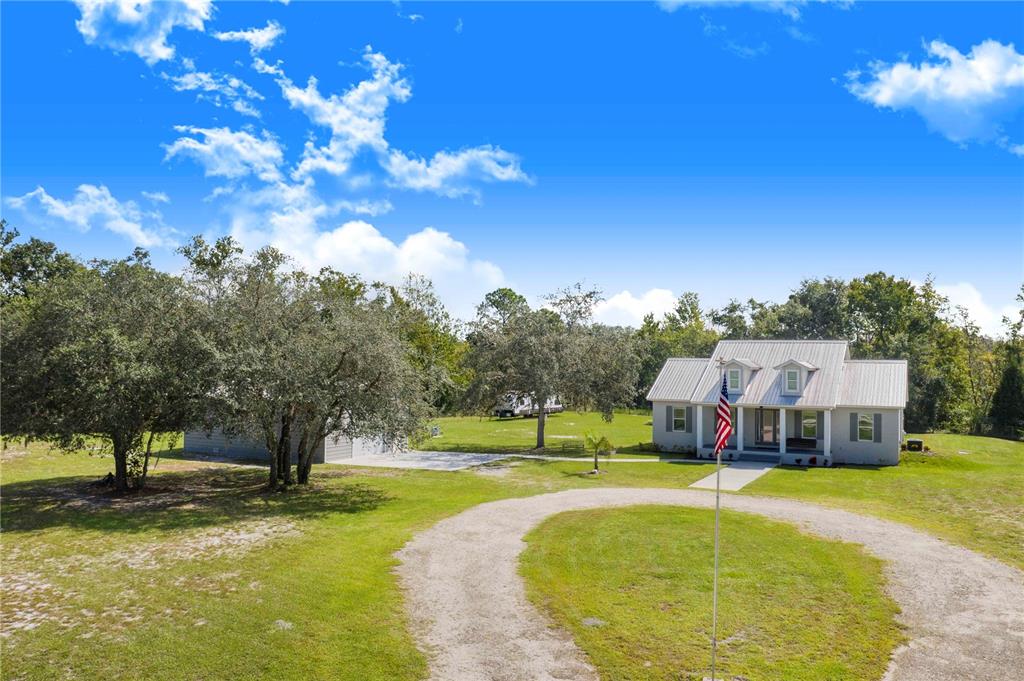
[493,394,565,418]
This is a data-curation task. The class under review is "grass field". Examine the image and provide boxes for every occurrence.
[420,411,656,454]
[746,432,1024,570]
[521,506,903,681]
[2,424,1021,679]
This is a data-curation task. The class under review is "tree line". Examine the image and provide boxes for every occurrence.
[2,221,1022,494]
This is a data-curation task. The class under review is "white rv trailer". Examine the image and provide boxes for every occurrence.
[493,394,565,418]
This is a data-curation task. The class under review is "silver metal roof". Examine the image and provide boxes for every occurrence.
[645,358,708,401]
[648,340,908,409]
[837,360,908,408]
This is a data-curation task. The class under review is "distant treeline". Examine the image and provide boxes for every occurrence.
[2,220,1022,494]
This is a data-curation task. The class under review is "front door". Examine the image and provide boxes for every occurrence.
[755,409,779,445]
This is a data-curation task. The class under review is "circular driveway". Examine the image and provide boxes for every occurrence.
[395,487,1024,681]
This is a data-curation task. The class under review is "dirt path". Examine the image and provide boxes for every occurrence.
[395,488,1024,681]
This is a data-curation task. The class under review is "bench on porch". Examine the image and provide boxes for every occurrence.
[785,437,818,450]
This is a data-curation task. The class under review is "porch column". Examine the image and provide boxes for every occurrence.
[824,410,832,456]
[695,405,703,454]
[779,407,787,455]
[737,407,745,452]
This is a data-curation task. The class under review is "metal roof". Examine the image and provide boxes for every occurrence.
[837,360,908,409]
[648,340,908,409]
[645,358,708,401]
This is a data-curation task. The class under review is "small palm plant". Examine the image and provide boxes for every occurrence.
[584,432,613,472]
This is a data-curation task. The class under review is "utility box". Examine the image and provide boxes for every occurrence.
[906,438,923,452]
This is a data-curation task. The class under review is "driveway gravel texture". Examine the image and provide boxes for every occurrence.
[395,487,1024,681]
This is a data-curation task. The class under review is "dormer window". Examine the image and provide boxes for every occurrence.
[785,369,799,393]
[728,369,742,392]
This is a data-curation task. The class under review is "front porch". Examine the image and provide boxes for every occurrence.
[693,405,832,465]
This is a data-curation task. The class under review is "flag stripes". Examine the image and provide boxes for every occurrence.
[714,374,733,455]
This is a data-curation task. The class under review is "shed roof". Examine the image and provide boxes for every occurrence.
[645,358,708,402]
[837,360,909,409]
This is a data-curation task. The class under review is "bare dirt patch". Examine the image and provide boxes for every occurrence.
[1,519,299,642]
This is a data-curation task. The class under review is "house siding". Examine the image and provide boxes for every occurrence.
[183,428,341,464]
[651,401,697,452]
[322,433,354,462]
[829,408,902,466]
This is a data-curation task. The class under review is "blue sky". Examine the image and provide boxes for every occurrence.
[2,1,1022,334]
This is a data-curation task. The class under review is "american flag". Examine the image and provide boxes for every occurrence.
[714,374,733,456]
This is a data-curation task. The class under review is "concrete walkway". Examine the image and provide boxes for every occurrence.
[395,488,1024,681]
[341,450,709,471]
[688,460,777,491]
[345,450,506,471]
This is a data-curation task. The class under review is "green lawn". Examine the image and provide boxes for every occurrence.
[420,411,657,454]
[2,426,1020,679]
[521,506,903,681]
[747,433,1024,570]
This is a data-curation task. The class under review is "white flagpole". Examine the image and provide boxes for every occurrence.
[710,359,725,681]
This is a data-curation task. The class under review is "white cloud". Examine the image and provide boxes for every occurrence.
[658,1,807,21]
[933,282,1019,338]
[273,46,411,179]
[384,147,529,199]
[164,126,284,182]
[454,18,464,34]
[262,45,530,197]
[7,184,170,247]
[141,190,170,203]
[336,198,394,217]
[593,288,678,327]
[213,20,285,54]
[162,67,264,118]
[847,39,1024,151]
[73,0,213,64]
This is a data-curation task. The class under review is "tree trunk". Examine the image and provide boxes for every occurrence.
[296,431,311,485]
[536,403,546,450]
[139,431,156,488]
[112,441,130,495]
[266,430,280,489]
[275,413,293,488]
[594,447,599,471]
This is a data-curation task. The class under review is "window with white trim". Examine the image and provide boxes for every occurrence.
[858,413,874,441]
[673,407,687,432]
[785,369,799,393]
[728,369,741,392]
[802,412,817,438]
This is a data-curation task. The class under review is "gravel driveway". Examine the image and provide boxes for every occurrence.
[395,488,1024,681]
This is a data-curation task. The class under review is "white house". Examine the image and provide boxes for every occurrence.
[647,340,908,466]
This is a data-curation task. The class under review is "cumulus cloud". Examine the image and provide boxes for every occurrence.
[262,46,530,197]
[73,0,213,64]
[384,147,529,199]
[225,183,502,316]
[162,67,264,118]
[213,20,285,54]
[336,198,394,217]
[593,288,678,327]
[934,282,1019,338]
[164,126,284,182]
[846,39,1024,151]
[272,47,411,179]
[6,184,170,247]
[141,190,170,203]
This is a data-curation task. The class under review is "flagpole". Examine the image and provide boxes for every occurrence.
[710,358,725,681]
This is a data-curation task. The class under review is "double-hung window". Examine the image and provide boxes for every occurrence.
[786,369,799,393]
[673,407,687,432]
[728,369,741,392]
[858,413,874,441]
[802,412,817,438]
